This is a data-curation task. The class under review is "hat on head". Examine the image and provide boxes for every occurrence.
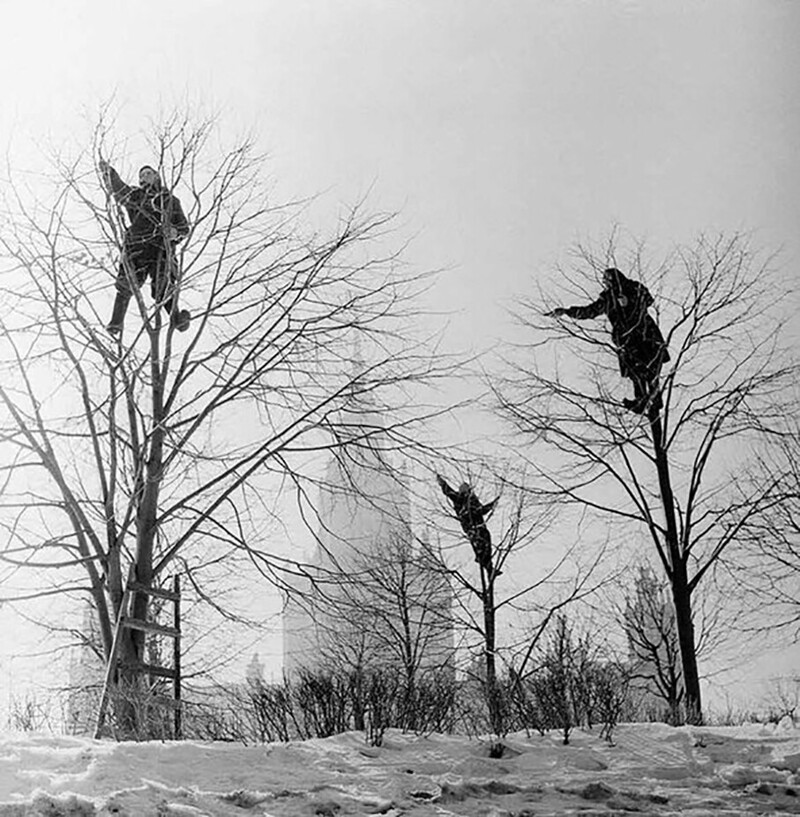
[139,164,161,181]
[603,267,626,286]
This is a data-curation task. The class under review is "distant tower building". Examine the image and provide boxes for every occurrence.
[67,602,105,734]
[283,390,454,681]
[624,565,684,722]
[246,652,265,685]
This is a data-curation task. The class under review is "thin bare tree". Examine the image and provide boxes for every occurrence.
[0,110,455,734]
[430,471,606,746]
[732,416,800,638]
[291,529,456,735]
[492,232,798,723]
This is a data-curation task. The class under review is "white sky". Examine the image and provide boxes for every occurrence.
[3,0,798,348]
[0,0,798,711]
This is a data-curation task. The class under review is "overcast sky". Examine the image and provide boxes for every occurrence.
[3,0,798,347]
[1,0,798,708]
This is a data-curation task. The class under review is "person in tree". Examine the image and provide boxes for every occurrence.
[437,474,499,575]
[99,160,191,336]
[547,267,670,414]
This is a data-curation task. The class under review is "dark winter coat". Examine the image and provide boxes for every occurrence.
[561,269,670,381]
[437,476,496,565]
[104,165,189,250]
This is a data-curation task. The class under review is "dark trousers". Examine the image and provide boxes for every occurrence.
[466,525,492,570]
[108,241,180,330]
[617,341,669,412]
[621,363,664,413]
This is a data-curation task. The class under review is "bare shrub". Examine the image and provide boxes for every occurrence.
[100,681,180,741]
[511,617,633,744]
[593,662,632,743]
[6,693,59,733]
[763,677,800,726]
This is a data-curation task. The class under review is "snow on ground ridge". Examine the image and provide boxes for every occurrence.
[0,723,799,815]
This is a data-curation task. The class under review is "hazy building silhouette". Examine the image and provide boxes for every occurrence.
[66,602,105,734]
[624,565,684,722]
[283,392,454,680]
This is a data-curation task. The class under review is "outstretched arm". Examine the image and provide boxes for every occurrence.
[99,159,135,203]
[436,473,457,502]
[548,294,607,321]
[480,497,498,517]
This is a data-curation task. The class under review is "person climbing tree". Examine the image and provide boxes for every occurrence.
[99,160,191,336]
[547,267,670,414]
[437,474,499,575]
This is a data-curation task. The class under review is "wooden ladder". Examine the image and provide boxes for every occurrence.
[94,566,182,739]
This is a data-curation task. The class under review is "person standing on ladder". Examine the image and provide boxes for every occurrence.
[99,160,191,336]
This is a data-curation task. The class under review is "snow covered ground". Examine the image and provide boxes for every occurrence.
[0,722,799,816]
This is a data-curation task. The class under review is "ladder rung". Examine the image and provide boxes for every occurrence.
[121,661,177,680]
[121,617,180,638]
[128,581,181,602]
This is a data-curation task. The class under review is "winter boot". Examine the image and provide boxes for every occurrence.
[172,309,191,332]
[107,292,129,336]
[622,396,647,414]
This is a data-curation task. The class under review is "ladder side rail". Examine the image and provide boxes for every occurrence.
[173,574,182,739]
[93,565,136,739]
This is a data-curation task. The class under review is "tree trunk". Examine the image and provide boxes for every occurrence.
[649,409,703,724]
[114,328,167,736]
[400,595,418,730]
[671,560,702,724]
[482,570,504,743]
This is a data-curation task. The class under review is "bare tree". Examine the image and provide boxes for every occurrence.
[312,532,455,725]
[492,232,798,723]
[0,111,454,734]
[431,472,606,748]
[732,418,800,638]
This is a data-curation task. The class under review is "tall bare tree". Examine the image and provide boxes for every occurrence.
[492,233,798,723]
[303,530,455,730]
[732,416,800,638]
[431,471,605,745]
[0,111,453,732]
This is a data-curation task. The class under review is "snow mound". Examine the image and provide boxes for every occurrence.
[0,723,798,815]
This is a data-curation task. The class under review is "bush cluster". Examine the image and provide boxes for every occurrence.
[181,668,457,746]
